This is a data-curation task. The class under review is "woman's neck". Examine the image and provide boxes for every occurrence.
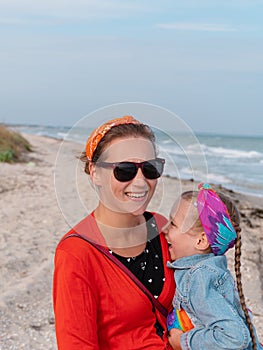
[93,204,148,254]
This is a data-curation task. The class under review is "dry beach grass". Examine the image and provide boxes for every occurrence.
[0,133,262,349]
[0,125,32,163]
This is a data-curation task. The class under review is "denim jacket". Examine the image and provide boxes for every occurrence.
[168,253,263,350]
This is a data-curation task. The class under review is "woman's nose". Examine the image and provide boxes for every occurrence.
[133,168,147,182]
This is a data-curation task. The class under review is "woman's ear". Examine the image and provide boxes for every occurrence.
[89,163,102,186]
[195,232,211,252]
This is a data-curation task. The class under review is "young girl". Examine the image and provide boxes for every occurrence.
[164,183,263,350]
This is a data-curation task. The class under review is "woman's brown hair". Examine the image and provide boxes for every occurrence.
[80,123,156,174]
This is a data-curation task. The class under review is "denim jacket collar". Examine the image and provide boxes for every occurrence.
[167,253,215,270]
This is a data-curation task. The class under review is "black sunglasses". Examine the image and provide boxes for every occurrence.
[95,158,165,182]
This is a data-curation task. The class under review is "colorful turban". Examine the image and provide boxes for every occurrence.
[85,116,140,161]
[197,183,237,255]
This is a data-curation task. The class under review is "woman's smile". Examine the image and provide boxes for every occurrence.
[125,190,148,200]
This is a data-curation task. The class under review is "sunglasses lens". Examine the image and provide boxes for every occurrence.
[113,159,164,182]
[114,163,137,182]
[142,159,164,179]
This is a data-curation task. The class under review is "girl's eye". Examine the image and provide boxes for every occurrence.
[171,221,177,227]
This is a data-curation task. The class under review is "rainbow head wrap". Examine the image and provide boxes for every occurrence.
[197,183,237,255]
[85,116,140,161]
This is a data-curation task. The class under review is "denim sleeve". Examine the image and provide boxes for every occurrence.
[180,267,251,350]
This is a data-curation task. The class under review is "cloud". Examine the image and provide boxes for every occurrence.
[157,22,237,32]
[0,0,148,22]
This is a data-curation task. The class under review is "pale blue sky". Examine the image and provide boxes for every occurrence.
[1,0,263,136]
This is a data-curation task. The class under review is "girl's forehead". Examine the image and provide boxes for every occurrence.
[171,198,199,228]
[171,198,189,216]
[100,137,155,162]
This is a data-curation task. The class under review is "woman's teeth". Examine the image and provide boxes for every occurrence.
[126,191,147,199]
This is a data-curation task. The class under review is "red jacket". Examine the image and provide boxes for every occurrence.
[53,212,175,349]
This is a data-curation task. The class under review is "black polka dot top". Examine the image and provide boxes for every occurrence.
[111,212,164,298]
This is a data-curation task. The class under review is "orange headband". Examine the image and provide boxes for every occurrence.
[85,116,140,160]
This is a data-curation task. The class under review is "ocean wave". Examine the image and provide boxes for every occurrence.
[11,124,263,198]
[170,166,231,185]
[159,145,185,156]
[187,144,262,159]
[57,132,69,139]
[162,142,263,160]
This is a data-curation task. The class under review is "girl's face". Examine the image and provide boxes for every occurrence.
[163,198,201,261]
[91,137,158,216]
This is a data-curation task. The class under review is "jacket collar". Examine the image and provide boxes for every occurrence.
[167,253,214,270]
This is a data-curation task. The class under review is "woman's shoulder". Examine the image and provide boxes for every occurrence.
[55,213,105,260]
[55,233,99,265]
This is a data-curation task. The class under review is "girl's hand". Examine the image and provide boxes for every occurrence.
[168,328,183,350]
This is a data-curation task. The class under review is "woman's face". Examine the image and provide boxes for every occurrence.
[91,137,158,216]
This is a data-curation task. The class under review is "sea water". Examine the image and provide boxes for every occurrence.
[11,124,263,198]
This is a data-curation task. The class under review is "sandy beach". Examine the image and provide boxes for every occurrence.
[0,133,262,349]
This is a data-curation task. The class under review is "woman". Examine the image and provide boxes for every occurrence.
[53,116,175,349]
